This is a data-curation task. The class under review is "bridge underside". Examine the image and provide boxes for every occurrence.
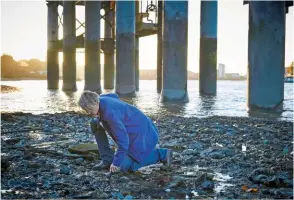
[47,0,293,110]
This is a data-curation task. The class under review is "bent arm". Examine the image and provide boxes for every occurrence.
[106,113,129,166]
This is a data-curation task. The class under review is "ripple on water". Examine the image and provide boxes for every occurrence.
[1,80,293,121]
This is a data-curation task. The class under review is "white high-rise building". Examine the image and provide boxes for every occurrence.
[218,63,225,79]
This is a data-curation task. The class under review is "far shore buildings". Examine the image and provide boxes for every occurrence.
[218,63,225,79]
[225,73,240,79]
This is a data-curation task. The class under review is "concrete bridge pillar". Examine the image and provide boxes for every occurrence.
[199,0,218,95]
[135,1,140,91]
[47,1,59,89]
[135,36,139,91]
[161,1,188,102]
[104,2,115,90]
[115,1,136,96]
[62,1,77,91]
[157,0,163,93]
[84,1,102,93]
[247,1,286,109]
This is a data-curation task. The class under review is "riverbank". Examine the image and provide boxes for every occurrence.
[1,112,293,199]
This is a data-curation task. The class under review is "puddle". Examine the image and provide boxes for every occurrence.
[213,172,233,193]
[214,183,234,193]
[1,190,13,194]
[181,165,233,193]
[213,172,232,182]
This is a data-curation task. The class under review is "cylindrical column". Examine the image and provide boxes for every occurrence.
[161,1,188,102]
[135,36,139,91]
[104,3,115,90]
[62,1,77,91]
[199,0,218,95]
[157,0,163,93]
[115,1,136,96]
[135,1,140,91]
[247,2,286,109]
[47,1,59,89]
[85,1,101,93]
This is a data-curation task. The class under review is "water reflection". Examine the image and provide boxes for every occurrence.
[44,90,81,113]
[1,80,293,121]
[199,94,216,116]
[161,101,186,116]
[247,107,283,120]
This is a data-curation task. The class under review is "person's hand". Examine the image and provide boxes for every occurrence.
[109,163,119,173]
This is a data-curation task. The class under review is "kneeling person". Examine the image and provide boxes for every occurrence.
[78,91,172,173]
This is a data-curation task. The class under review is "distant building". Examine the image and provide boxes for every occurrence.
[218,63,225,79]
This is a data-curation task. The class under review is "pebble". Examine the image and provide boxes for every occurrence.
[60,166,71,175]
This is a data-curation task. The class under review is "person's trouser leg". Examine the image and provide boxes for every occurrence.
[91,119,114,164]
[120,148,168,173]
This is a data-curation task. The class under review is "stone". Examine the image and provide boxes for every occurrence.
[200,147,234,159]
[1,158,10,172]
[68,143,99,155]
[8,179,37,189]
[4,137,21,145]
[182,149,197,156]
[124,195,133,200]
[13,139,26,148]
[168,176,186,188]
[28,161,41,169]
[75,158,84,164]
[60,166,71,175]
[226,131,235,137]
[119,176,130,183]
[111,192,124,199]
[201,180,214,190]
[274,188,293,198]
[188,142,204,150]
[51,128,60,134]
[210,151,226,159]
[183,156,195,165]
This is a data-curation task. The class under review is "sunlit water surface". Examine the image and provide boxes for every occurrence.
[1,80,293,121]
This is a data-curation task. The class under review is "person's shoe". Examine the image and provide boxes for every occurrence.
[164,150,173,167]
[93,161,111,170]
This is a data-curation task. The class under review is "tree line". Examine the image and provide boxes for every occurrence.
[286,61,294,75]
[1,54,46,79]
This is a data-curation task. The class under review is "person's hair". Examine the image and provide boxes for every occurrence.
[78,90,100,113]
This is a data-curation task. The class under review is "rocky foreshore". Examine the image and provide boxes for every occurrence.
[1,112,293,199]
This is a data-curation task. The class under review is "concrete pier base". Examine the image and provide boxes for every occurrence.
[47,2,59,89]
[115,1,136,96]
[161,1,188,102]
[84,1,101,93]
[247,1,286,109]
[199,1,217,95]
[62,1,77,91]
[104,3,115,90]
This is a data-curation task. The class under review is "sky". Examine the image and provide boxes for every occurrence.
[0,0,293,75]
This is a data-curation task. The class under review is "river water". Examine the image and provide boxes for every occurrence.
[1,80,293,121]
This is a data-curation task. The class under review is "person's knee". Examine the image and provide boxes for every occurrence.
[119,156,134,173]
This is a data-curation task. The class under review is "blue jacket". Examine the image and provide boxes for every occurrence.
[99,93,159,166]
